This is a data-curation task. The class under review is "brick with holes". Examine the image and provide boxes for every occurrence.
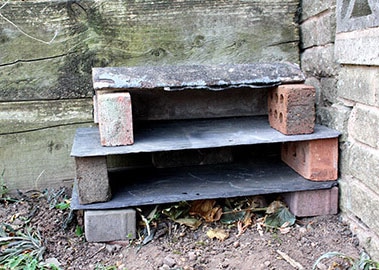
[268,84,316,135]
[281,138,339,181]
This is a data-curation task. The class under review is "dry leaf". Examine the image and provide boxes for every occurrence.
[206,228,229,241]
[190,200,222,222]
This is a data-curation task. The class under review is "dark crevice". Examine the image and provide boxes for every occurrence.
[0,53,69,67]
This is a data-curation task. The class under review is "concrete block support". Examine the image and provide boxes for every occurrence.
[75,157,111,204]
[268,84,316,135]
[281,138,338,181]
[98,92,134,146]
[283,187,339,217]
[85,209,136,242]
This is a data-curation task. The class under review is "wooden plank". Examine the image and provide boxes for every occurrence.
[71,116,341,157]
[71,159,337,210]
[0,124,93,190]
[0,99,93,134]
[93,63,305,91]
[0,0,299,101]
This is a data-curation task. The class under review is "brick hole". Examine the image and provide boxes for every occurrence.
[279,112,283,123]
[274,93,278,103]
[269,108,273,116]
[274,110,278,119]
[280,94,284,103]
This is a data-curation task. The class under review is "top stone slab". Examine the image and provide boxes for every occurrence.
[92,63,305,91]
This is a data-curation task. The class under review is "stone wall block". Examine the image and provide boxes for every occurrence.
[301,11,336,49]
[98,92,134,146]
[301,45,339,77]
[268,84,315,135]
[301,0,335,21]
[281,138,339,181]
[348,104,379,149]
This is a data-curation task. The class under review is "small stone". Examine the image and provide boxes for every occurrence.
[188,252,197,261]
[163,256,176,268]
[233,241,240,248]
[264,261,271,267]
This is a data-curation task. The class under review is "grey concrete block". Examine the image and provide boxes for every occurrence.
[76,157,111,204]
[85,209,136,242]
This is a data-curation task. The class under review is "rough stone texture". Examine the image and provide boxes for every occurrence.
[281,138,339,181]
[337,65,379,106]
[339,177,379,236]
[348,104,379,149]
[301,10,336,49]
[317,104,351,142]
[268,84,315,135]
[346,142,379,192]
[301,0,335,21]
[84,209,136,242]
[75,157,111,205]
[97,92,134,146]
[336,0,379,33]
[301,45,339,77]
[335,28,379,66]
[283,187,339,217]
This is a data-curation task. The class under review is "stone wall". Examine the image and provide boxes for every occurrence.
[301,0,379,259]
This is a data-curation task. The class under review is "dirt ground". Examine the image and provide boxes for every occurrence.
[0,187,365,270]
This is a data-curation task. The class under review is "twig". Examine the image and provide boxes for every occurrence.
[276,250,305,270]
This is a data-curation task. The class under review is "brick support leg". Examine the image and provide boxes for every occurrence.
[283,187,339,217]
[268,84,316,135]
[75,157,111,204]
[281,138,339,181]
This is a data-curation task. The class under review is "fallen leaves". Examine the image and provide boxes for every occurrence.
[206,228,229,241]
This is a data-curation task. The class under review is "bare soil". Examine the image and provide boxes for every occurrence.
[0,188,363,270]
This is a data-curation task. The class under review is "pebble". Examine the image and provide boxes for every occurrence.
[163,255,176,267]
[233,241,240,248]
[264,261,271,267]
[188,252,197,261]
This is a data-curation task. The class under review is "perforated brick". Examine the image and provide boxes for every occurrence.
[281,138,338,181]
[268,84,316,135]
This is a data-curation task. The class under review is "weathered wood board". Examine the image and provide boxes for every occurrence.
[0,99,93,190]
[0,0,300,101]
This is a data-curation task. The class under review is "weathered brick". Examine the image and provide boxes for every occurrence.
[268,84,316,135]
[85,209,136,242]
[76,157,111,204]
[281,138,338,181]
[283,187,339,217]
[98,92,134,146]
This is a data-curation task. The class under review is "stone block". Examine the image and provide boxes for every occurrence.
[301,0,334,21]
[268,84,315,135]
[301,11,335,49]
[98,92,134,146]
[301,45,339,77]
[335,28,379,66]
[85,209,136,242]
[337,65,379,107]
[317,104,351,142]
[283,187,339,217]
[281,138,338,181]
[349,104,379,149]
[75,157,111,204]
[346,143,379,191]
[93,95,98,124]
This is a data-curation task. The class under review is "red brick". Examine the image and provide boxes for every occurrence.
[281,138,338,181]
[268,84,316,135]
[283,187,339,217]
[98,92,134,146]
